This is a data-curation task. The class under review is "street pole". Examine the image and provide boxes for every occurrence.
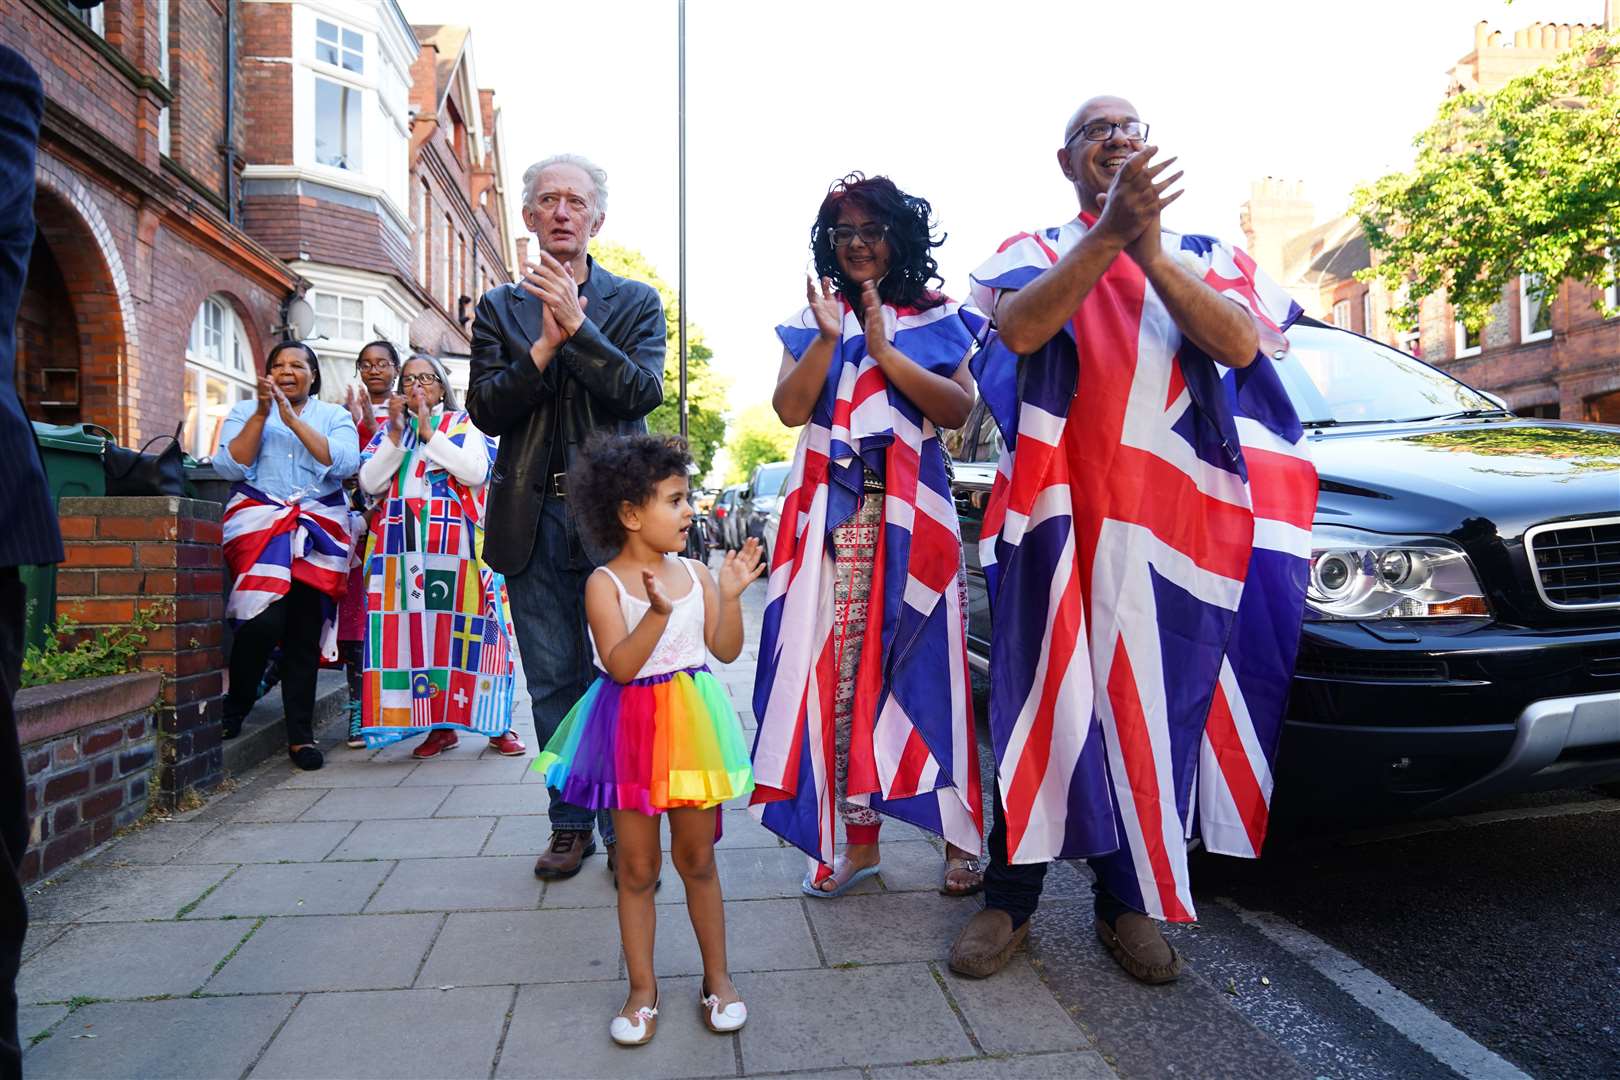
[677,0,689,443]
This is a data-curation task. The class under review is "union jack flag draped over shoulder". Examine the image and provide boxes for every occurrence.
[222,484,353,662]
[751,297,984,866]
[963,218,1317,921]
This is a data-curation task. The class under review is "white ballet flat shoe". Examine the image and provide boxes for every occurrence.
[700,987,747,1033]
[610,993,659,1046]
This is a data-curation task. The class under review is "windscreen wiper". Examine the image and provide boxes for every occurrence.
[1403,408,1512,423]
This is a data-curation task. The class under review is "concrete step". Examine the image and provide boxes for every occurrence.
[221,670,349,777]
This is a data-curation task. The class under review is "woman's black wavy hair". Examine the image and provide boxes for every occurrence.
[810,173,947,312]
[569,431,693,552]
[265,340,322,398]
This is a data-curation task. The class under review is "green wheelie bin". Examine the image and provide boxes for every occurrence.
[23,423,107,651]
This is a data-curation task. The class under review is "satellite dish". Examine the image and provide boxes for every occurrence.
[284,297,316,339]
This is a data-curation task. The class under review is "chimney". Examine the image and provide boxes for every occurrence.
[1239,178,1315,283]
[1606,0,1616,30]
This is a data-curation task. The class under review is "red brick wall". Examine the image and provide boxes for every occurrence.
[15,237,81,424]
[169,0,231,193]
[237,0,292,164]
[242,194,415,283]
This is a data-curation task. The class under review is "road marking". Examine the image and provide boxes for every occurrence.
[1340,797,1620,847]
[1216,897,1532,1080]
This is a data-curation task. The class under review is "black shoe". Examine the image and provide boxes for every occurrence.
[289,745,324,771]
[222,717,244,740]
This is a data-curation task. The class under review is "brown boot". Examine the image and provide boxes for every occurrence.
[948,908,1028,978]
[533,831,597,879]
[1095,912,1183,984]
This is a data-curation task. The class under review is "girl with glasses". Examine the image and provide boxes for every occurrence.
[753,173,986,899]
[355,354,527,760]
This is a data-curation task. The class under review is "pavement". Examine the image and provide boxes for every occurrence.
[16,582,1128,1080]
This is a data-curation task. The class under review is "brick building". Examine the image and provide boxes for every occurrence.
[1241,12,1620,424]
[5,0,302,457]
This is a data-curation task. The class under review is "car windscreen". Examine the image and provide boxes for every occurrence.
[1273,325,1500,425]
[754,463,790,497]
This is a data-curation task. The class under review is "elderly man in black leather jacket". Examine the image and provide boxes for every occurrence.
[466,154,665,880]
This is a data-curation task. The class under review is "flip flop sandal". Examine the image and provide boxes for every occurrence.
[940,855,985,897]
[801,856,881,899]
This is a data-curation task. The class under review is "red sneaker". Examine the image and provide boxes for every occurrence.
[412,729,460,759]
[487,731,527,756]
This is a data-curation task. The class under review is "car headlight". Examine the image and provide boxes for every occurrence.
[1305,526,1489,620]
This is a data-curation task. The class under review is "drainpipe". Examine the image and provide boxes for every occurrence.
[222,0,237,223]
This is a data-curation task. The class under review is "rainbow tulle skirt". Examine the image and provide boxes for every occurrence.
[532,665,754,815]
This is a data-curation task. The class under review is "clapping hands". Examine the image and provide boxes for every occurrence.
[641,568,674,616]
[1093,145,1184,269]
[807,275,842,341]
[717,538,766,600]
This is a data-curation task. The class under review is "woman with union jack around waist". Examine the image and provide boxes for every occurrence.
[751,173,985,898]
[355,354,526,759]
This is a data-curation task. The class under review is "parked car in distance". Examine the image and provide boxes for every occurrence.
[950,317,1620,828]
[738,461,791,558]
[712,485,744,551]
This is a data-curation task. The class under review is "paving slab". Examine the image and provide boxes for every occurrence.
[366,855,541,913]
[19,924,68,965]
[17,920,248,1003]
[415,907,621,987]
[223,787,327,823]
[538,852,686,909]
[708,845,816,901]
[251,986,510,1080]
[17,1002,69,1042]
[186,861,394,918]
[734,963,975,1074]
[96,821,218,865]
[653,897,818,977]
[941,958,1090,1055]
[804,890,964,965]
[367,736,485,763]
[328,816,496,860]
[298,786,451,820]
[871,840,956,894]
[866,1051,1117,1079]
[495,976,736,1080]
[279,762,419,788]
[180,821,356,864]
[24,995,297,1080]
[708,808,787,851]
[207,912,440,994]
[400,757,535,786]
[433,782,551,818]
[28,864,234,923]
[480,814,560,856]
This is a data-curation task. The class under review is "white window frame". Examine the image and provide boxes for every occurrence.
[309,15,368,173]
[314,17,364,74]
[1331,299,1352,329]
[1518,273,1553,343]
[156,0,171,156]
[438,215,451,311]
[417,181,430,286]
[183,296,255,459]
[1361,291,1374,338]
[312,289,367,346]
[71,4,105,35]
[1604,248,1618,314]
[1454,319,1482,359]
[1397,328,1421,358]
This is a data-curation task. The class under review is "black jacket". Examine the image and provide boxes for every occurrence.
[466,257,666,574]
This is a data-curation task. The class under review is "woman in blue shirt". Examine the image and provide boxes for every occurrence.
[215,341,360,770]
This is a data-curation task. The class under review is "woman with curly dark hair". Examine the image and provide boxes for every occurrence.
[753,173,986,899]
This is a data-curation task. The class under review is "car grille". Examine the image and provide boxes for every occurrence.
[1295,655,1451,682]
[1524,516,1620,611]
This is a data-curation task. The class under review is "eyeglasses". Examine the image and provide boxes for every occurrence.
[400,373,442,388]
[1065,120,1150,147]
[357,359,396,372]
[829,223,890,249]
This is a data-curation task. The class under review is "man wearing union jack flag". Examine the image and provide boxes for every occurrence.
[947,96,1316,985]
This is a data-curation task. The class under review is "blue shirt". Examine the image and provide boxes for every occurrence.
[213,397,360,502]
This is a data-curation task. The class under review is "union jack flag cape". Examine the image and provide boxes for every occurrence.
[964,218,1317,921]
[751,297,984,867]
[222,484,353,663]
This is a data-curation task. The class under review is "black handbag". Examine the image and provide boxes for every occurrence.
[89,423,186,497]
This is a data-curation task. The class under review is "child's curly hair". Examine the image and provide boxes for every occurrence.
[569,432,693,551]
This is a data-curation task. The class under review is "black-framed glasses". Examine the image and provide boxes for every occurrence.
[829,223,890,249]
[357,359,396,372]
[400,373,442,388]
[1065,120,1149,147]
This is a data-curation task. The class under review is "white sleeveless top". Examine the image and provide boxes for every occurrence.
[590,557,710,679]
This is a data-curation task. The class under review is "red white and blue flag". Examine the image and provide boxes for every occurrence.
[222,484,353,662]
[752,297,984,867]
[963,219,1316,921]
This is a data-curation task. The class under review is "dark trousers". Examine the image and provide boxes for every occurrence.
[504,497,614,846]
[982,782,1135,930]
[2,570,31,1080]
[224,582,324,746]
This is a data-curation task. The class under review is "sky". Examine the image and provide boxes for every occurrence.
[403,0,1604,414]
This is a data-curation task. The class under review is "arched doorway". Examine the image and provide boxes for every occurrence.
[15,231,80,424]
[1586,389,1620,425]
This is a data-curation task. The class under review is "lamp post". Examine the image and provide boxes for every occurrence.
[677,0,688,442]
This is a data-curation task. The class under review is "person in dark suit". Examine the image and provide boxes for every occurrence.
[465,154,666,881]
[0,42,64,1080]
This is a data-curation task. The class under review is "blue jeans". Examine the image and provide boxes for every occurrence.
[505,497,614,847]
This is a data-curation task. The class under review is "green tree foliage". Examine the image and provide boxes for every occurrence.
[589,242,730,475]
[1352,30,1620,329]
[726,402,798,484]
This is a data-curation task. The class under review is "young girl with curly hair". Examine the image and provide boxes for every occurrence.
[533,433,763,1046]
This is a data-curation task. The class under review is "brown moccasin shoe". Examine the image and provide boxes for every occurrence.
[948,908,1028,978]
[1095,912,1183,984]
[533,831,596,879]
